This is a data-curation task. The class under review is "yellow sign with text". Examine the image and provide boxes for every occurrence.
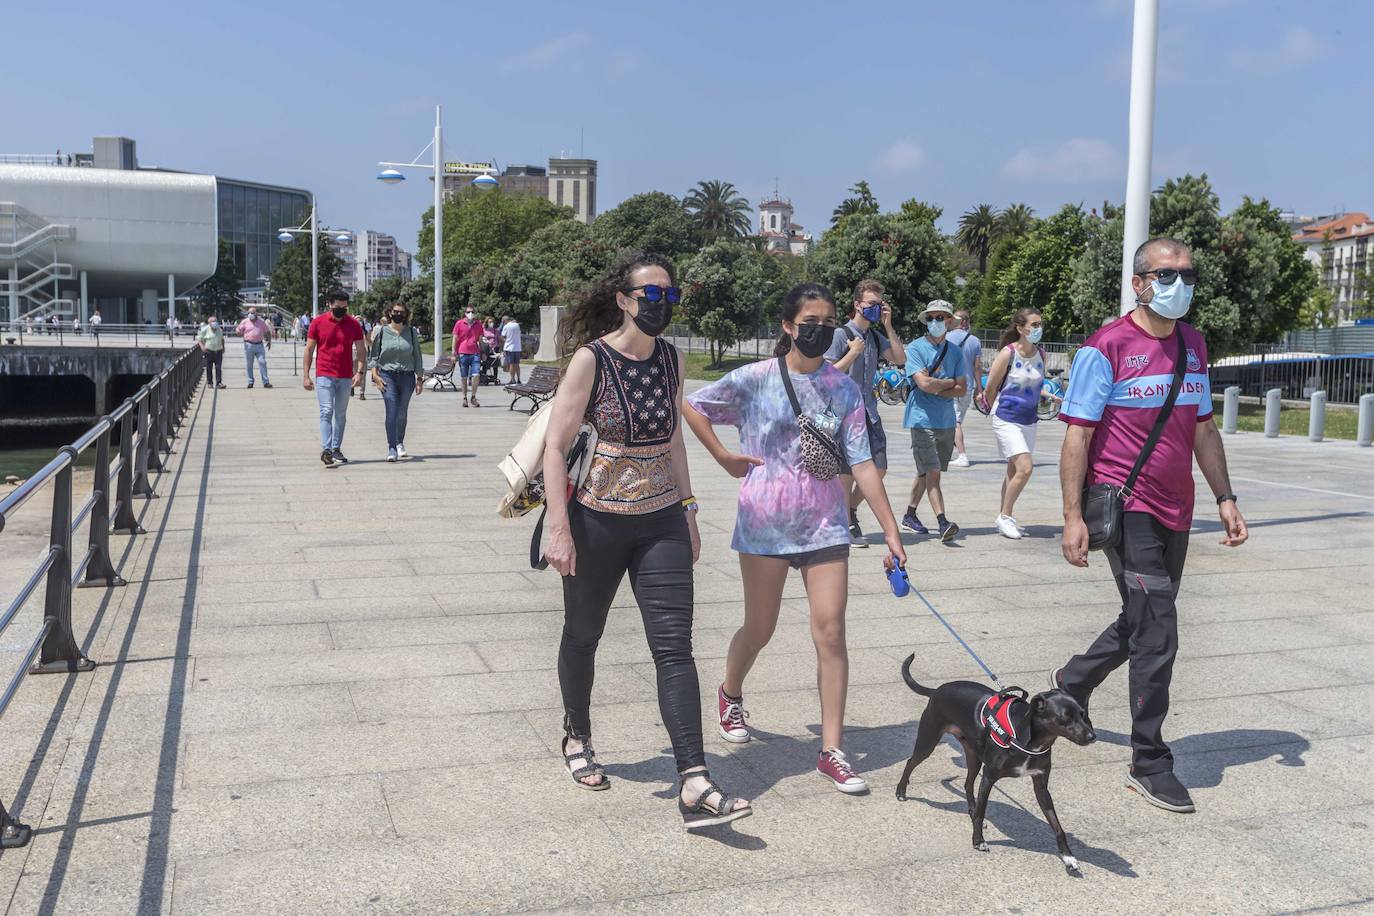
[444,161,495,175]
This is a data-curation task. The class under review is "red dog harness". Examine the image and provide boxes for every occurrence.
[977,689,1046,756]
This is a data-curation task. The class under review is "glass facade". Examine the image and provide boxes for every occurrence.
[216,179,310,289]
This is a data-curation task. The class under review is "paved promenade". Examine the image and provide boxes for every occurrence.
[1,348,1371,914]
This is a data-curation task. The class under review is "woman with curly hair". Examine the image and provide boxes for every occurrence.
[541,251,751,830]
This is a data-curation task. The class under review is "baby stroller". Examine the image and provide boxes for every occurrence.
[479,337,502,386]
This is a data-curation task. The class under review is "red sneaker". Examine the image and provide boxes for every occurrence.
[718,684,750,744]
[817,748,867,794]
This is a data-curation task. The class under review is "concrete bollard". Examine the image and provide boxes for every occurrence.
[1308,391,1326,443]
[1222,386,1240,433]
[1359,393,1374,447]
[1264,389,1282,437]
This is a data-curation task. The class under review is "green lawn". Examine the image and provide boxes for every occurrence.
[1214,396,1360,440]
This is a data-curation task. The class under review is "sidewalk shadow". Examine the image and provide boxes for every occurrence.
[903,776,1138,878]
[1190,511,1370,534]
[1093,728,1309,788]
[598,753,768,850]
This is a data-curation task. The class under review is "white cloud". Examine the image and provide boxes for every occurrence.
[1229,26,1322,71]
[501,31,588,72]
[1001,139,1125,182]
[880,139,925,172]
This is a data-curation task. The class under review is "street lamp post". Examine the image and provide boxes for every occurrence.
[1120,0,1159,315]
[378,105,496,362]
[278,204,352,319]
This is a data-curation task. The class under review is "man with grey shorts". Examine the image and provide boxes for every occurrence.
[901,301,966,542]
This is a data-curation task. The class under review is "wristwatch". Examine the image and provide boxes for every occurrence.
[1216,494,1238,506]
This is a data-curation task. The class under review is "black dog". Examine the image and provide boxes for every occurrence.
[895,654,1096,873]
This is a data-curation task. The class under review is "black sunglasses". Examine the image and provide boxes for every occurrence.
[1139,268,1198,286]
[625,284,681,304]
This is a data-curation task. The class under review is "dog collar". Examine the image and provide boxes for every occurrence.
[978,691,1048,756]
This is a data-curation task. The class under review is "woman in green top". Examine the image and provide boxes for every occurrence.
[196,314,226,389]
[368,301,425,461]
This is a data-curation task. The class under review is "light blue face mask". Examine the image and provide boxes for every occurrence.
[1147,275,1194,320]
[861,304,882,323]
[926,319,946,338]
[1027,326,1043,344]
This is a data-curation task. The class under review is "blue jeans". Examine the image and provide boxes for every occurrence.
[244,341,269,383]
[380,370,416,448]
[315,376,351,450]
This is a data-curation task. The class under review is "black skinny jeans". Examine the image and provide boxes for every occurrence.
[203,348,223,386]
[559,503,705,773]
[1062,511,1189,776]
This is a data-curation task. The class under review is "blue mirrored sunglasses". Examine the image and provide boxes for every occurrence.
[625,284,681,304]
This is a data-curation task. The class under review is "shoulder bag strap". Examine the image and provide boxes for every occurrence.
[532,345,605,571]
[1121,332,1188,497]
[777,355,804,417]
[928,341,951,376]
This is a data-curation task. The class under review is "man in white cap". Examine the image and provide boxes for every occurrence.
[901,300,966,542]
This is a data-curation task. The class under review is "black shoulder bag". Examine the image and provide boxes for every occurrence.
[1081,333,1187,551]
[777,356,845,481]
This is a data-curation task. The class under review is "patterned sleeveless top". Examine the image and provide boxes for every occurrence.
[576,338,681,515]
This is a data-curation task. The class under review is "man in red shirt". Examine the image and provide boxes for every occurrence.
[304,292,367,467]
[452,307,484,407]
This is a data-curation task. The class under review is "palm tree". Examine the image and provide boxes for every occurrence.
[831,180,880,226]
[683,180,753,241]
[997,203,1036,239]
[956,204,999,273]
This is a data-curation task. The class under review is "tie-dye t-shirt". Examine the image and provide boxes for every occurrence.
[687,358,871,555]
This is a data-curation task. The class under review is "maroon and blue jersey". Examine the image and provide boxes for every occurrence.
[1061,315,1212,531]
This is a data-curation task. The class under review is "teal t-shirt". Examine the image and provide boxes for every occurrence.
[902,335,965,430]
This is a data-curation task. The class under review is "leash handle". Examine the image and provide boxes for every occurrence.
[907,578,1005,692]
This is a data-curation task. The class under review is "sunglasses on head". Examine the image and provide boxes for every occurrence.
[1140,268,1198,286]
[624,284,681,304]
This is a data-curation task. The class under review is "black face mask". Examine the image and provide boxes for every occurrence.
[331,306,347,319]
[390,313,406,324]
[793,322,836,358]
[631,297,673,338]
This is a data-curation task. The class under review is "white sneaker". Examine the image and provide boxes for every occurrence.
[396,443,408,460]
[949,453,971,468]
[386,448,398,463]
[996,515,1023,539]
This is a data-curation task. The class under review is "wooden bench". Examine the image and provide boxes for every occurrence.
[506,365,559,414]
[423,354,459,392]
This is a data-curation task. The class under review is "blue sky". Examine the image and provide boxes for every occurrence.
[6,0,1369,252]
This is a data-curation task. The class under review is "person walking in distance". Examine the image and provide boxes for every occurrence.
[822,279,905,548]
[452,307,484,407]
[945,309,983,467]
[1054,238,1248,814]
[685,282,908,795]
[237,306,273,389]
[542,252,751,829]
[984,309,1046,539]
[303,292,366,468]
[89,309,102,339]
[500,314,523,384]
[196,314,226,389]
[368,301,424,462]
[901,300,966,542]
[353,315,373,400]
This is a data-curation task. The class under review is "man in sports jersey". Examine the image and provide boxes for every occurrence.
[1054,237,1248,814]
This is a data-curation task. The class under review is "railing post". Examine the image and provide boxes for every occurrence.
[1358,393,1374,448]
[111,414,145,533]
[155,377,174,451]
[131,395,157,497]
[1264,388,1282,438]
[79,421,126,588]
[33,448,95,674]
[145,380,166,472]
[0,796,30,849]
[1222,386,1240,434]
[1308,391,1326,443]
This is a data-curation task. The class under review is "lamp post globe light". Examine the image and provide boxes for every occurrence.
[377,105,496,365]
[276,200,325,318]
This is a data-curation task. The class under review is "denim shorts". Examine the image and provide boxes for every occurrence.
[458,353,480,377]
[753,544,850,569]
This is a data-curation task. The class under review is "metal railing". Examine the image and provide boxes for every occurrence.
[0,346,201,849]
[2,322,300,349]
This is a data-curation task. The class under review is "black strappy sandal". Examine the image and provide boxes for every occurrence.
[678,775,751,830]
[561,732,609,791]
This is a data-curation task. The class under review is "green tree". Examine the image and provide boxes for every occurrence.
[997,203,1036,240]
[683,180,753,243]
[469,220,614,326]
[897,199,944,227]
[417,186,573,273]
[810,212,954,336]
[831,180,880,226]
[973,234,1026,329]
[591,191,698,261]
[267,231,345,316]
[1297,284,1336,330]
[681,239,787,366]
[189,239,243,316]
[1068,208,1125,332]
[1219,196,1318,345]
[352,274,406,321]
[956,204,999,274]
[982,204,1090,336]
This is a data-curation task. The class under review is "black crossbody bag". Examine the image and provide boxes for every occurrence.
[1082,333,1187,551]
[778,356,845,481]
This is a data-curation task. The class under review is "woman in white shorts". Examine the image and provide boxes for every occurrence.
[982,309,1045,540]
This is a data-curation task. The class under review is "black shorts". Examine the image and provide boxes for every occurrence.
[751,544,850,569]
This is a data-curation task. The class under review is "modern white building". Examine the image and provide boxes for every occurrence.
[1292,212,1373,323]
[756,197,812,256]
[327,229,412,294]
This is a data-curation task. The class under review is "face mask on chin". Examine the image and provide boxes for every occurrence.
[793,322,836,358]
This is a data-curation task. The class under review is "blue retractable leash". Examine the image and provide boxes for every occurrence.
[887,558,1007,693]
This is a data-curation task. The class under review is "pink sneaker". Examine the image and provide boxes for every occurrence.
[817,748,867,794]
[718,685,750,744]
